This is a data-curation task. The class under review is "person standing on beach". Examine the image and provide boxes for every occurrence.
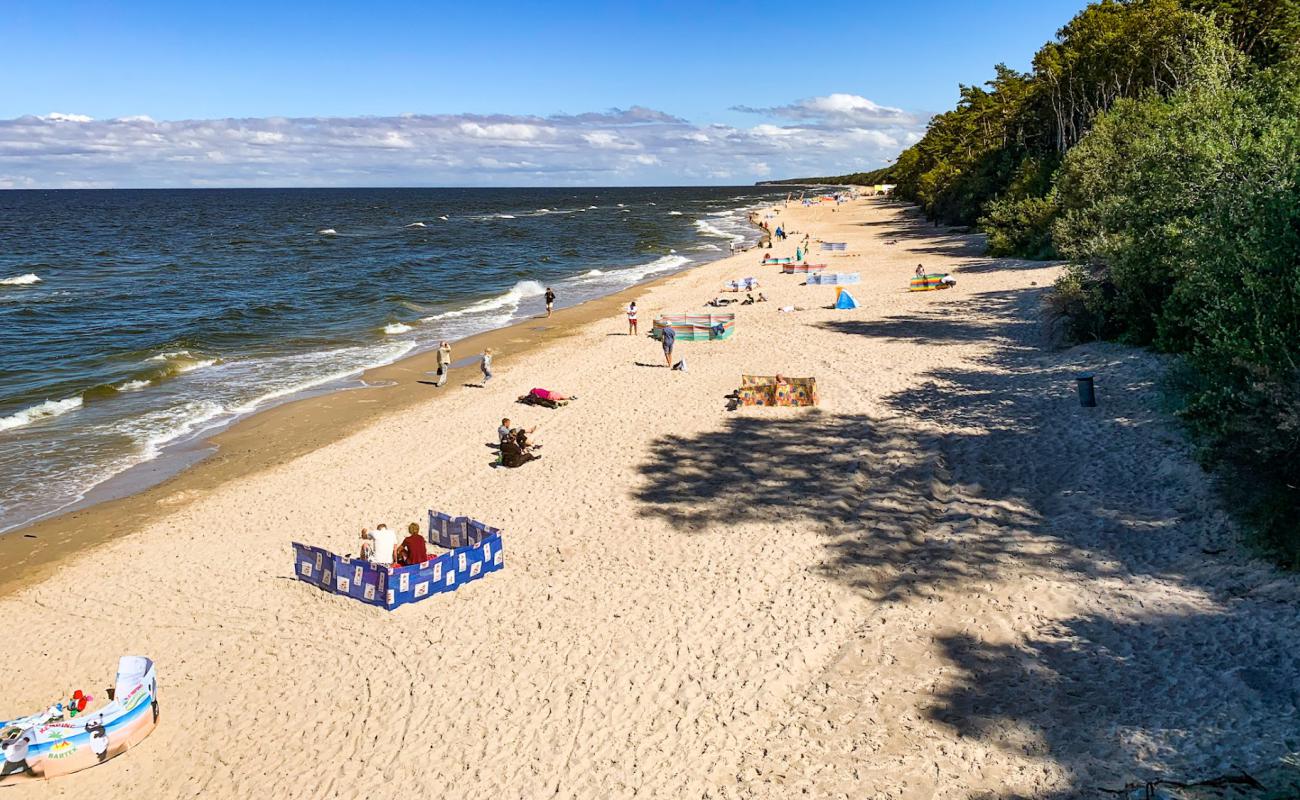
[661,323,676,368]
[435,341,452,387]
[545,287,556,318]
[481,348,494,384]
[627,301,638,335]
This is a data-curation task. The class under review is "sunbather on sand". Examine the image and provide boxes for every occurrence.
[360,523,396,564]
[518,388,576,406]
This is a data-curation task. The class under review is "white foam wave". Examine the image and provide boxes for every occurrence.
[694,219,745,243]
[668,211,683,215]
[0,397,83,432]
[584,269,605,276]
[1,273,42,286]
[694,244,723,251]
[588,205,598,209]
[117,379,151,391]
[496,214,516,219]
[438,215,449,221]
[422,280,546,323]
[383,322,413,335]
[404,222,426,228]
[317,228,337,235]
[228,341,418,415]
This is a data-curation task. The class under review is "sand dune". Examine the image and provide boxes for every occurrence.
[2,197,1296,799]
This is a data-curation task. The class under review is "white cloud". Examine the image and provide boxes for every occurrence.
[0,100,922,187]
[39,112,94,123]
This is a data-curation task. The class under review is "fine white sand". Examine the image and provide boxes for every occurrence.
[3,196,1297,799]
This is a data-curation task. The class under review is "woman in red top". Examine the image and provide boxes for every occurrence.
[396,522,428,565]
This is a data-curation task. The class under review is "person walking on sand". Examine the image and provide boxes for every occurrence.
[435,340,452,387]
[627,301,638,335]
[661,323,676,368]
[481,348,494,384]
[544,287,556,318]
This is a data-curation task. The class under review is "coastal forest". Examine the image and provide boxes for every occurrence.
[802,0,1300,567]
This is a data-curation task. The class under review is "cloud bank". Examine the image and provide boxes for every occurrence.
[0,95,924,188]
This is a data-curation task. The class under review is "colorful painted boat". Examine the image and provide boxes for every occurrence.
[1,656,158,786]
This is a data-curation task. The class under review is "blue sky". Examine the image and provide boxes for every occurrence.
[2,0,1087,187]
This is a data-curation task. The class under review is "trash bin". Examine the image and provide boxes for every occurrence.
[1076,373,1097,407]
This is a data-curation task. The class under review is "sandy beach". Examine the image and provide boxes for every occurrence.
[3,195,1297,799]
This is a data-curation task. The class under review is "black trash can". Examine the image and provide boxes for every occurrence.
[1076,373,1097,407]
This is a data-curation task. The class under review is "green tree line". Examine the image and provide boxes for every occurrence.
[849,0,1300,564]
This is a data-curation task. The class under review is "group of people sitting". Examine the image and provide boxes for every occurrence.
[359,522,429,566]
[497,418,541,468]
[707,293,766,307]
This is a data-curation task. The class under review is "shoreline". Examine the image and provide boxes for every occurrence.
[0,235,757,596]
[4,193,1289,799]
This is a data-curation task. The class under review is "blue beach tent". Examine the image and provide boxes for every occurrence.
[834,288,858,309]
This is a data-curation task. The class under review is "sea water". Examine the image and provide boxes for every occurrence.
[0,186,781,532]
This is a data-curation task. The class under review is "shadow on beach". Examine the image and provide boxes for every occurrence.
[633,286,1300,797]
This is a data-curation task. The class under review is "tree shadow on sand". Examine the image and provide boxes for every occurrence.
[634,287,1300,797]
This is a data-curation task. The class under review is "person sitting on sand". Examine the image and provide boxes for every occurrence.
[757,293,767,302]
[915,264,926,278]
[499,431,540,468]
[741,293,755,306]
[360,523,396,564]
[498,418,536,444]
[395,522,428,566]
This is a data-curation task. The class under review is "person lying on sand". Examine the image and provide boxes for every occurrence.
[518,388,576,407]
[777,305,807,313]
[395,522,428,566]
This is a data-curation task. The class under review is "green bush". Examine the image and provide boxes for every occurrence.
[981,195,1060,259]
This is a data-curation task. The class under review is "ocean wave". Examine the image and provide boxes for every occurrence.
[404,222,426,228]
[583,269,605,276]
[693,244,723,251]
[383,322,413,335]
[668,211,683,216]
[317,228,337,235]
[422,279,546,322]
[438,215,449,221]
[146,350,219,377]
[118,379,151,391]
[228,341,417,415]
[0,396,83,432]
[694,219,745,243]
[1,273,41,286]
[496,214,516,219]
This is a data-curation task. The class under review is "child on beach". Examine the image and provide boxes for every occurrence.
[481,348,494,384]
[545,287,556,317]
[627,301,638,335]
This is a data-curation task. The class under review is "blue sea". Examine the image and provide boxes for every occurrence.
[0,186,782,532]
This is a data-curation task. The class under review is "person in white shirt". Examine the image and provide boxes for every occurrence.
[627,301,638,335]
[360,524,397,564]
